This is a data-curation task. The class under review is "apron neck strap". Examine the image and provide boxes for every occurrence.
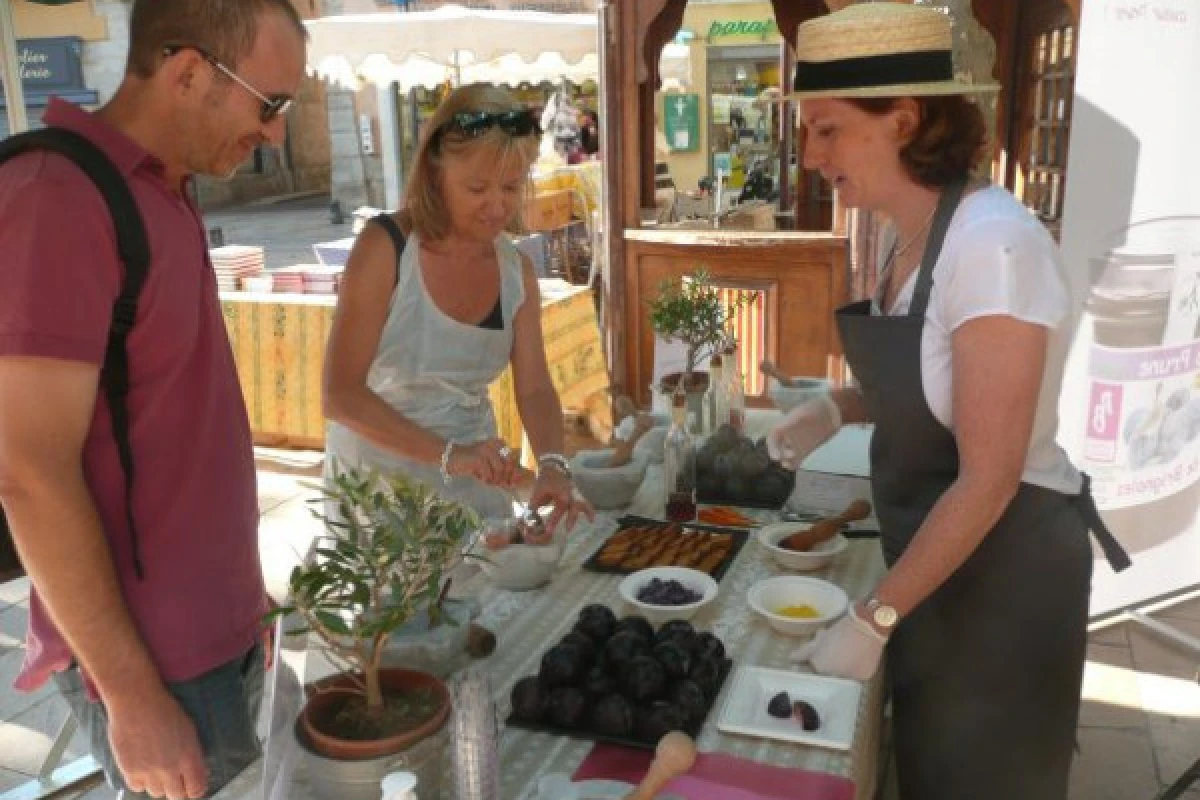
[908,179,968,319]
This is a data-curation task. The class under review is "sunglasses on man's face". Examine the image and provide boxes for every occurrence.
[162,45,294,124]
[438,110,542,141]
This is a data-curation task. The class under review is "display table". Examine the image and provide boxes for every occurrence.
[213,425,886,800]
[219,280,608,451]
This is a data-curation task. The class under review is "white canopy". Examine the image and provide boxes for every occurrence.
[305,5,599,91]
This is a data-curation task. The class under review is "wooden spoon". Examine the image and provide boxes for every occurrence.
[610,414,653,468]
[759,360,794,388]
[781,498,873,552]
[623,732,697,800]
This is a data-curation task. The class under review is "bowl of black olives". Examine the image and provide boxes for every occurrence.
[617,567,718,627]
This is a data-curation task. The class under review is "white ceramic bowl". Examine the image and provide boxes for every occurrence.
[747,575,849,637]
[571,449,650,510]
[631,425,669,465]
[477,519,565,591]
[768,376,833,412]
[618,566,719,627]
[757,522,849,571]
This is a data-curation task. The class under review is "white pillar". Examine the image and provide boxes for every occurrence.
[376,81,403,211]
[1,0,30,134]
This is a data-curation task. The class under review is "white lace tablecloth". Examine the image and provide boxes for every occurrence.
[216,440,887,800]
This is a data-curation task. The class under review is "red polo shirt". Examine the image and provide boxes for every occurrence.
[0,99,265,691]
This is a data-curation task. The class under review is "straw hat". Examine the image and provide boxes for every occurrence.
[791,2,999,99]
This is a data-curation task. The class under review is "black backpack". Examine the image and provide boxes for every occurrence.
[0,128,150,580]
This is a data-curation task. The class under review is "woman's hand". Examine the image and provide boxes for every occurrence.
[789,603,887,682]
[766,393,842,470]
[529,466,594,537]
[449,438,523,488]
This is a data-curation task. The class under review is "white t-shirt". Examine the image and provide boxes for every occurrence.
[873,185,1082,494]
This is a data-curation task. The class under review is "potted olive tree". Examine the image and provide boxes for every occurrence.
[649,268,750,422]
[270,467,480,800]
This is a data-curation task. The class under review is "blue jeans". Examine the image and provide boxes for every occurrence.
[54,643,265,799]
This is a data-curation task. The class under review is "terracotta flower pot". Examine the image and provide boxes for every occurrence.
[300,667,451,761]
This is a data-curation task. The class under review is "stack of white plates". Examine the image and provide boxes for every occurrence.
[301,265,342,295]
[209,246,264,292]
[270,268,306,294]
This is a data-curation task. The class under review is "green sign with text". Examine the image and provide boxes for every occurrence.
[707,19,777,39]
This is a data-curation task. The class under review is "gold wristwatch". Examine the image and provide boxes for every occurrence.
[864,595,899,632]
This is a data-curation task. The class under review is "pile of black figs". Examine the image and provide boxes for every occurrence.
[508,604,732,745]
[696,424,795,508]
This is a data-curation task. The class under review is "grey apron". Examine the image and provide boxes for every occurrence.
[834,182,1130,800]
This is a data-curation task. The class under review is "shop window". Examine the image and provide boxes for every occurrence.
[1015,4,1078,241]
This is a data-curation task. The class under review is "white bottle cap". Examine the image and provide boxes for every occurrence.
[381,771,418,797]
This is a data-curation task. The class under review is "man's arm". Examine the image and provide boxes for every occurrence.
[0,355,206,798]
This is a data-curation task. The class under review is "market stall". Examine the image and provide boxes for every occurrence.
[219,280,608,452]
[211,421,886,800]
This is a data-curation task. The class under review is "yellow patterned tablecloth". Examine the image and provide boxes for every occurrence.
[532,161,603,220]
[220,281,607,451]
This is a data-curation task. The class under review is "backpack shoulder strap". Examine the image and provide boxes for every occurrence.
[0,128,151,578]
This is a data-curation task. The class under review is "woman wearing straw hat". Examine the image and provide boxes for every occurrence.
[767,4,1130,798]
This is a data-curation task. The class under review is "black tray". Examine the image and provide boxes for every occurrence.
[505,658,733,750]
[581,515,751,582]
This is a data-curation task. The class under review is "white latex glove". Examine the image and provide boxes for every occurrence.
[766,393,842,470]
[790,606,887,682]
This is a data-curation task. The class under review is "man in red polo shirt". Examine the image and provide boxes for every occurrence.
[0,2,307,798]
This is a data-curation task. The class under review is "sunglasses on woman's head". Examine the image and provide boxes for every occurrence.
[162,45,294,124]
[437,110,542,142]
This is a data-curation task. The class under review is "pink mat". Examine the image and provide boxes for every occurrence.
[573,744,856,800]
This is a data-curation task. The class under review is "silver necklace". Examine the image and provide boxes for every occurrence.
[877,200,939,309]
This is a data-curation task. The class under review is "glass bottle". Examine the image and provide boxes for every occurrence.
[703,353,727,435]
[724,345,747,434]
[664,386,697,522]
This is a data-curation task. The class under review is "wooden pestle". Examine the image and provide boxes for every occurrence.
[759,360,794,388]
[609,414,653,467]
[623,732,697,800]
[781,498,873,552]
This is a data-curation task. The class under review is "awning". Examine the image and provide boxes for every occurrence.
[305,5,599,91]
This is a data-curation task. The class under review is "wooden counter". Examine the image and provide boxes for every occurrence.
[622,229,850,407]
[220,281,608,451]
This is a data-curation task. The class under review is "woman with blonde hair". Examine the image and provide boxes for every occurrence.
[323,83,592,534]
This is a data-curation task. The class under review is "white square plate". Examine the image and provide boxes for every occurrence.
[716,665,863,751]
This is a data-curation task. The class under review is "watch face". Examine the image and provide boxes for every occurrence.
[873,605,898,629]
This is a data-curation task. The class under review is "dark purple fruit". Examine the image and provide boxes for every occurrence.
[603,631,650,671]
[767,691,792,719]
[635,578,703,606]
[589,693,634,737]
[689,656,722,700]
[546,687,588,729]
[560,631,596,665]
[615,616,655,643]
[539,643,586,689]
[661,629,700,657]
[582,666,616,698]
[694,632,726,661]
[652,641,692,681]
[510,676,545,723]
[575,605,617,643]
[635,701,688,745]
[622,655,666,703]
[655,620,695,643]
[671,680,708,728]
[794,700,820,731]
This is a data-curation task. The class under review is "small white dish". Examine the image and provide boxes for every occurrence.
[618,566,718,628]
[768,377,833,412]
[747,575,848,637]
[537,773,685,800]
[756,523,848,571]
[717,665,862,751]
